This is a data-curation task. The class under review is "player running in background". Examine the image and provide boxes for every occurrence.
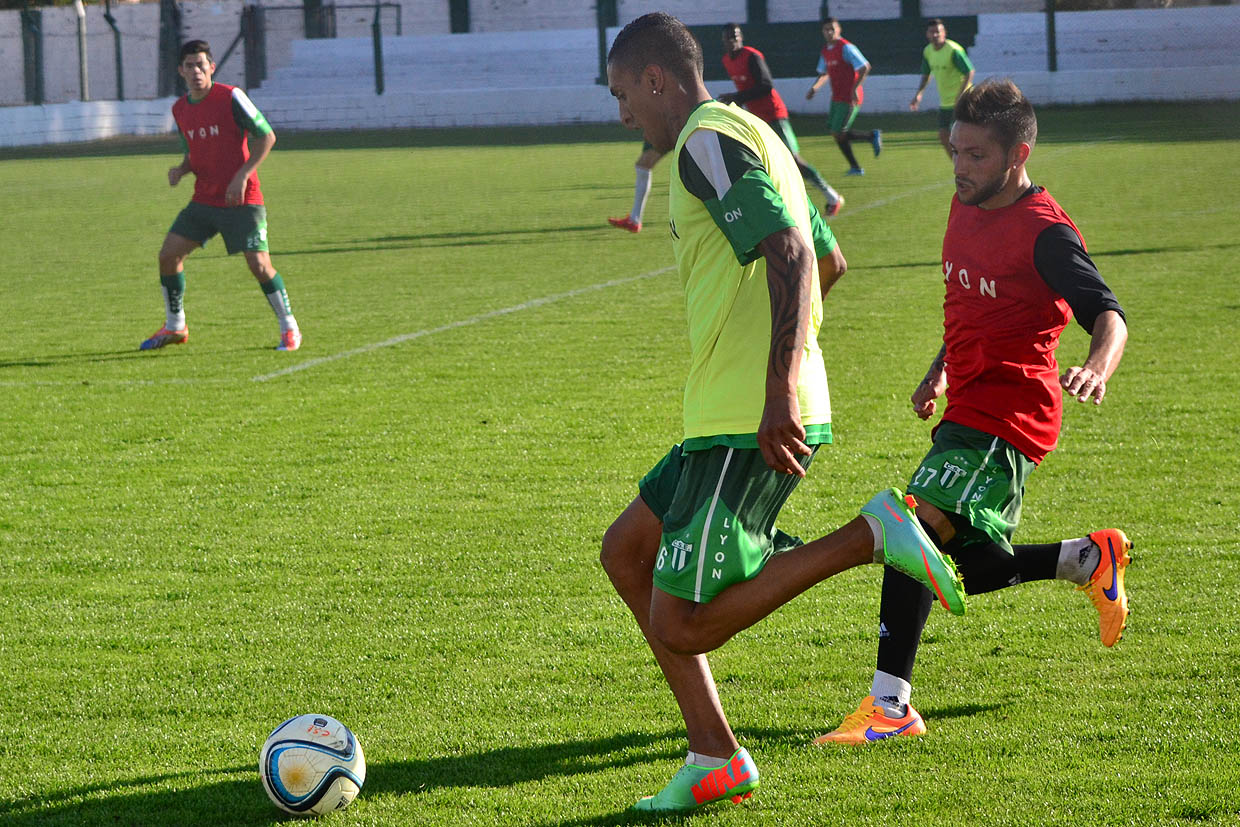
[602,13,964,812]
[806,18,881,176]
[142,39,301,352]
[910,18,975,158]
[609,142,665,233]
[719,23,844,216]
[817,78,1132,746]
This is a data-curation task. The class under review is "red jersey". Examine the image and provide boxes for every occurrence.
[939,189,1086,464]
[172,82,272,207]
[721,46,789,123]
[818,39,865,105]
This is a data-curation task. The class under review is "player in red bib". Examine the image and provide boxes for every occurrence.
[806,19,881,176]
[817,79,1133,745]
[718,23,843,216]
[141,39,301,352]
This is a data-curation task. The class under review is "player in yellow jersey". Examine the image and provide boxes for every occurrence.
[599,12,966,813]
[909,19,975,158]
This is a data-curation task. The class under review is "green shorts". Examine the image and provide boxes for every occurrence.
[828,101,859,133]
[639,444,812,603]
[906,421,1036,553]
[937,107,956,130]
[169,201,269,255]
[769,118,801,154]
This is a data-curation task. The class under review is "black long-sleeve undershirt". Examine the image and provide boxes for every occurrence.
[729,52,776,105]
[1025,186,1126,333]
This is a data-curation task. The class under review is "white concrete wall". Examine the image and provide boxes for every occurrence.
[922,0,1041,13]
[261,28,599,94]
[0,97,176,146]
[617,0,746,26]
[0,1,261,106]
[3,6,1239,147]
[6,61,1236,148]
[0,12,25,106]
[818,0,900,20]
[968,6,1240,72]
[767,1,823,24]
[0,0,449,106]
[469,0,593,31]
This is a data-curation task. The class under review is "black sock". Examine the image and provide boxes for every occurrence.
[1012,542,1061,582]
[838,140,861,169]
[875,566,934,683]
[954,541,1059,594]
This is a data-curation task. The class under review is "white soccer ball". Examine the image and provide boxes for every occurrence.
[259,714,366,816]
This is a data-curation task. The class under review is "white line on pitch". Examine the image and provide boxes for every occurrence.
[842,181,948,215]
[252,266,676,382]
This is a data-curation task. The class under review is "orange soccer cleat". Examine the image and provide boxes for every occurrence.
[814,695,926,745]
[1080,528,1133,647]
[607,215,642,233]
[277,328,302,352]
[139,325,189,351]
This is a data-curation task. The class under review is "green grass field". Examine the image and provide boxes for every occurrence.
[1,102,1238,826]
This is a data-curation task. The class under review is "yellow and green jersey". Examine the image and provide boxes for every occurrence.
[921,39,974,109]
[668,100,837,452]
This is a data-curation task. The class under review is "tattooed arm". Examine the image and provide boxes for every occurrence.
[756,226,816,476]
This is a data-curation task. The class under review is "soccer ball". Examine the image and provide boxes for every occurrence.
[259,714,366,816]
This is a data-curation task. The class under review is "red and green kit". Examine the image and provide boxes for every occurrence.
[172,82,273,207]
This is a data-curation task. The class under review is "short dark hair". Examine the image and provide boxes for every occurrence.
[722,22,741,34]
[179,39,212,62]
[823,17,839,28]
[609,13,703,85]
[926,18,945,29]
[954,78,1037,151]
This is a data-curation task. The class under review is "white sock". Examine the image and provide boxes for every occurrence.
[870,670,912,717]
[1056,537,1099,585]
[824,183,841,205]
[161,285,185,331]
[862,513,884,561]
[265,292,297,334]
[686,750,730,768]
[631,164,653,223]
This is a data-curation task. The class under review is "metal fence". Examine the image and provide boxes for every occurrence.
[15,0,401,104]
[11,0,1240,105]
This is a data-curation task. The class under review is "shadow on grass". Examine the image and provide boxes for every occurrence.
[920,700,1006,721]
[278,224,614,257]
[0,350,146,370]
[0,344,265,372]
[0,727,818,826]
[0,765,281,827]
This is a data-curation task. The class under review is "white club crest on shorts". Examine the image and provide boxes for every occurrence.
[661,539,691,573]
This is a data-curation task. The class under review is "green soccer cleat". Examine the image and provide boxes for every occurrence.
[632,748,759,812]
[862,488,966,616]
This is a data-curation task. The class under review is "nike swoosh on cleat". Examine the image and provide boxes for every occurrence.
[864,721,918,741]
[920,548,947,609]
[882,501,904,523]
[1102,542,1119,601]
